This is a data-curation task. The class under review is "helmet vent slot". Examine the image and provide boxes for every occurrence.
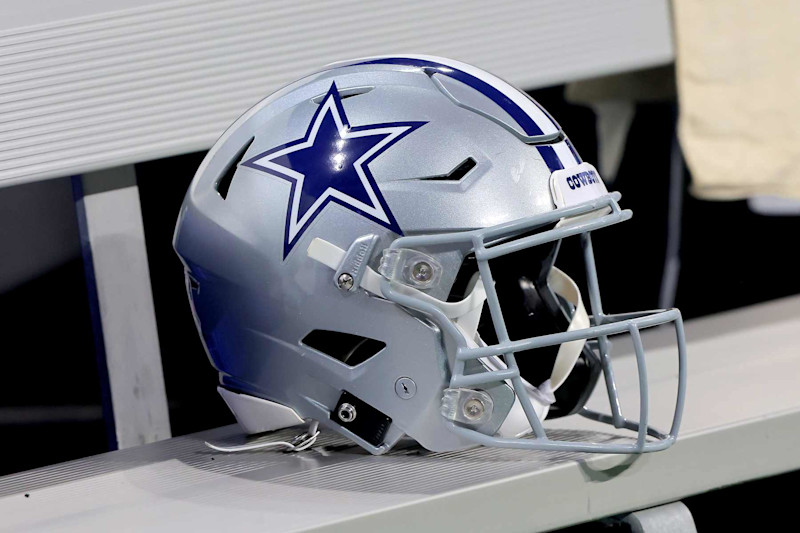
[215,137,254,199]
[311,86,373,104]
[301,330,386,367]
[418,157,476,182]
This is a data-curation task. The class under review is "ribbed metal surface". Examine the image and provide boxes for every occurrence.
[264,429,620,495]
[0,425,273,499]
[0,425,617,500]
[0,0,674,187]
[0,424,627,532]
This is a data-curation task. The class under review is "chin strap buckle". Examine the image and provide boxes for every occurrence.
[307,237,384,295]
[334,234,380,292]
[307,237,447,297]
[378,248,443,290]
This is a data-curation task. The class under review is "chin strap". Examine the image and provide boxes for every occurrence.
[308,238,384,295]
[457,268,588,439]
[460,327,553,439]
[308,238,591,437]
[547,267,590,391]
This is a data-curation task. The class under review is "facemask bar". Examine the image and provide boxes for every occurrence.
[380,192,687,453]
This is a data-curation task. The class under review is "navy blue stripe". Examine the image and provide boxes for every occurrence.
[352,57,570,172]
[353,58,546,136]
[538,145,563,171]
[565,138,582,163]
[71,175,118,451]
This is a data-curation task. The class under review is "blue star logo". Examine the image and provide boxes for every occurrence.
[243,82,426,258]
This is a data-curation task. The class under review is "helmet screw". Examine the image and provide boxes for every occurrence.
[463,398,485,421]
[411,261,433,283]
[337,273,354,291]
[337,403,357,423]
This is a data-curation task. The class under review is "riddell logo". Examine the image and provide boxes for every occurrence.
[566,170,600,190]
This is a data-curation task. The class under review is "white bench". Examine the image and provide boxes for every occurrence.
[2,295,798,532]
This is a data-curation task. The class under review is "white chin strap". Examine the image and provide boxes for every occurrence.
[458,267,589,438]
[307,238,590,439]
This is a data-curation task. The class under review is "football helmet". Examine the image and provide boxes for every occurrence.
[174,55,686,455]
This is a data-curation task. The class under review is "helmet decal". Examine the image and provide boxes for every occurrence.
[242,82,425,258]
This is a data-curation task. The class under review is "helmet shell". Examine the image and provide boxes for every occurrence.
[174,55,582,452]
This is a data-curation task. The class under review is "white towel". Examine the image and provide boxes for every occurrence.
[673,0,800,199]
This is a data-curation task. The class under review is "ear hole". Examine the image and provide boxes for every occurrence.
[301,330,386,367]
[216,137,254,199]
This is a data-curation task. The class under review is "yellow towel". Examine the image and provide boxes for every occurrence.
[673,0,800,199]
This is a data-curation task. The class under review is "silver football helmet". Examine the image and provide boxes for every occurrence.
[174,55,686,455]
